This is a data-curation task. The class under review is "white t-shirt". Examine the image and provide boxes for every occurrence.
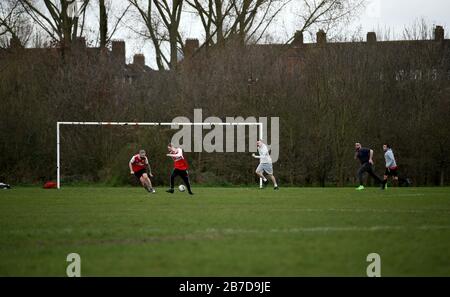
[257,144,272,164]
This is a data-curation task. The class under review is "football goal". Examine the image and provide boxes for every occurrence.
[56,121,264,189]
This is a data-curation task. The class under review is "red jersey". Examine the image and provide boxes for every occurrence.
[170,148,188,170]
[130,154,148,172]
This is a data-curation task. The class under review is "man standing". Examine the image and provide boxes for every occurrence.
[166,143,193,195]
[354,143,385,190]
[253,140,279,190]
[129,149,155,193]
[383,144,399,187]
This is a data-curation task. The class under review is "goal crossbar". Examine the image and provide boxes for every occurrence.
[56,121,264,189]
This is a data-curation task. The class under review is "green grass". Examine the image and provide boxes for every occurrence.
[0,186,449,276]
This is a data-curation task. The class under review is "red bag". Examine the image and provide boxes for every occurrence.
[43,181,57,189]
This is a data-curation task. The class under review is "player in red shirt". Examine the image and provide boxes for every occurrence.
[129,149,155,193]
[166,143,193,195]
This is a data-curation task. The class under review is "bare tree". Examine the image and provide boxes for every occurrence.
[290,0,366,42]
[0,0,33,47]
[185,0,233,46]
[229,0,277,43]
[96,0,131,48]
[186,0,289,46]
[98,0,106,47]
[129,0,184,70]
[129,0,168,69]
[18,0,90,47]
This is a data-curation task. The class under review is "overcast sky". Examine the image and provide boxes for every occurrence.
[353,0,449,33]
[116,0,450,67]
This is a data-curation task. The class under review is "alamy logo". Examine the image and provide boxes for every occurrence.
[366,253,381,277]
[170,109,280,162]
[66,253,81,277]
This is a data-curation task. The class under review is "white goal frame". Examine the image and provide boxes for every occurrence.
[56,121,264,189]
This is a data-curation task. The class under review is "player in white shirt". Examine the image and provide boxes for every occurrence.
[252,140,279,190]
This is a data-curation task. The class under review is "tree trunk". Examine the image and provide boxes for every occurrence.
[99,0,108,48]
[169,26,178,69]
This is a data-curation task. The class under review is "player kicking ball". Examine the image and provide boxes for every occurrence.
[129,149,156,193]
[252,140,279,190]
[166,143,194,195]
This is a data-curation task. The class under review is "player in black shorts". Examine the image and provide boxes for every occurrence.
[129,150,155,193]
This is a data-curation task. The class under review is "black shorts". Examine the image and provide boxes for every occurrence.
[171,168,188,177]
[385,167,398,177]
[134,169,147,179]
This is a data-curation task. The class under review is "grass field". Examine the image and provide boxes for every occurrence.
[0,186,449,276]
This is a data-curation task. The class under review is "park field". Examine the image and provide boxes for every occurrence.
[0,186,449,276]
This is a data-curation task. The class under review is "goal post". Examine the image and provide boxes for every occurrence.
[56,121,264,189]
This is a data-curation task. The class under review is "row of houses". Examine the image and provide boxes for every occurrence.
[182,26,450,82]
[2,26,449,82]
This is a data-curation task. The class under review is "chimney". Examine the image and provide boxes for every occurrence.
[434,26,444,41]
[133,54,145,67]
[184,39,199,59]
[293,30,304,46]
[112,40,126,64]
[367,32,377,43]
[317,30,327,45]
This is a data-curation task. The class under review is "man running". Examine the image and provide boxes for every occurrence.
[252,139,279,190]
[354,143,385,190]
[383,144,399,187]
[166,143,193,195]
[129,149,155,193]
